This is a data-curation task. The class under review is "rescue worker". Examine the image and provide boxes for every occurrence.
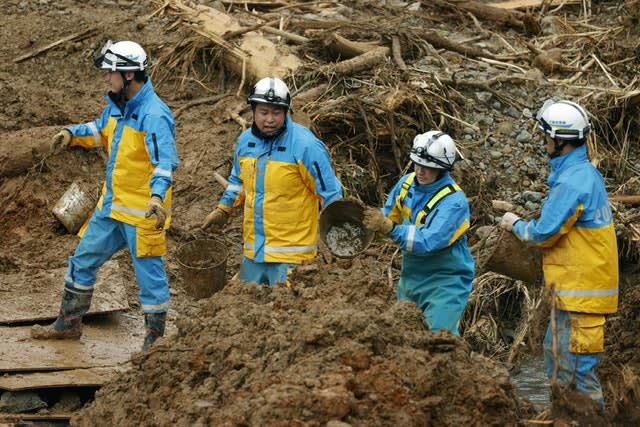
[500,98,618,406]
[31,40,179,351]
[362,131,474,335]
[200,76,342,286]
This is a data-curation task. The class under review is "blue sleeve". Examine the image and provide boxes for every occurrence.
[388,194,470,253]
[143,114,179,199]
[67,108,111,148]
[302,138,343,208]
[218,146,244,212]
[512,179,582,247]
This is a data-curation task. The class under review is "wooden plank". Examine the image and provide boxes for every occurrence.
[491,0,580,9]
[0,320,141,373]
[0,260,129,324]
[0,414,71,422]
[0,366,127,391]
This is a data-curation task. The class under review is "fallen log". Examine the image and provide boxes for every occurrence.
[610,195,640,205]
[13,27,98,63]
[426,0,523,30]
[167,0,302,81]
[420,30,497,60]
[324,33,383,60]
[0,126,56,178]
[331,46,390,75]
[492,0,580,9]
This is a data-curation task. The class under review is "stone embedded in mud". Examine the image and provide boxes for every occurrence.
[0,390,47,413]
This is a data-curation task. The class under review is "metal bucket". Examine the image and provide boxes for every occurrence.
[319,198,374,258]
[475,227,543,285]
[52,180,98,234]
[176,239,228,299]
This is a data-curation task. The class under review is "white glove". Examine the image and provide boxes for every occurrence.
[500,212,521,231]
[145,195,167,229]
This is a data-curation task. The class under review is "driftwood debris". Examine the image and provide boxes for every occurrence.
[14,27,98,63]
[611,195,640,205]
[324,33,383,60]
[331,46,390,75]
[427,0,524,29]
[167,0,302,81]
[0,127,57,178]
[420,30,497,60]
[492,0,581,9]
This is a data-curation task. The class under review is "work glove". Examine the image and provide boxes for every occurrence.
[200,208,229,231]
[145,195,167,230]
[51,129,72,154]
[500,212,521,232]
[363,206,393,234]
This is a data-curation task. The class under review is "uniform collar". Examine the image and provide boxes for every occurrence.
[548,144,588,185]
[413,171,451,193]
[106,76,152,112]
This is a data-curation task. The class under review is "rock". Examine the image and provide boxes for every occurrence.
[516,130,533,144]
[0,391,47,413]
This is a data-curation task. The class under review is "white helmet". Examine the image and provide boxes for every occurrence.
[247,77,291,109]
[534,98,591,141]
[94,40,148,72]
[410,131,457,170]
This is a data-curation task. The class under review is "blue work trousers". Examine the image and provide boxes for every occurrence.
[240,256,291,287]
[64,212,170,313]
[543,310,604,405]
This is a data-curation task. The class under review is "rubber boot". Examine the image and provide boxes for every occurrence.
[142,312,166,351]
[31,288,93,339]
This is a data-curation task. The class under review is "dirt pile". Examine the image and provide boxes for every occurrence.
[71,260,535,426]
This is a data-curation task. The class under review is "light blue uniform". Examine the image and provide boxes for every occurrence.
[64,78,179,313]
[511,144,618,405]
[382,172,474,335]
[217,116,342,286]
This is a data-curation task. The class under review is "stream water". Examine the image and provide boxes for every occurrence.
[510,355,550,410]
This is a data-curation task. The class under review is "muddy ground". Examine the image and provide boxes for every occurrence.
[1,0,640,426]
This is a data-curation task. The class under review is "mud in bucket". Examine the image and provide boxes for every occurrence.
[475,227,543,285]
[52,180,98,234]
[176,239,228,299]
[319,198,374,258]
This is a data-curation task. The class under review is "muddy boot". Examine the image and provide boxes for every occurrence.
[142,312,166,351]
[30,288,93,339]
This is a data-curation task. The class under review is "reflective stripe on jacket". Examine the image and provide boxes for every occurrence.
[382,171,474,333]
[218,116,343,263]
[384,172,472,254]
[67,78,179,230]
[512,145,618,314]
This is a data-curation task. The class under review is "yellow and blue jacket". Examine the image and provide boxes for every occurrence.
[218,116,342,264]
[66,78,179,231]
[512,144,618,314]
[383,172,472,255]
[382,171,474,332]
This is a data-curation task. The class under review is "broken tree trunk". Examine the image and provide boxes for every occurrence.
[167,0,303,82]
[0,126,56,178]
[331,46,390,75]
[420,30,497,60]
[324,33,384,60]
[426,0,524,30]
[610,195,640,205]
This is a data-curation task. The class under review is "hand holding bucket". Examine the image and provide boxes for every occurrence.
[319,198,374,258]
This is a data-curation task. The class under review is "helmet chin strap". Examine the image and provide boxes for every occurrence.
[549,138,568,158]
